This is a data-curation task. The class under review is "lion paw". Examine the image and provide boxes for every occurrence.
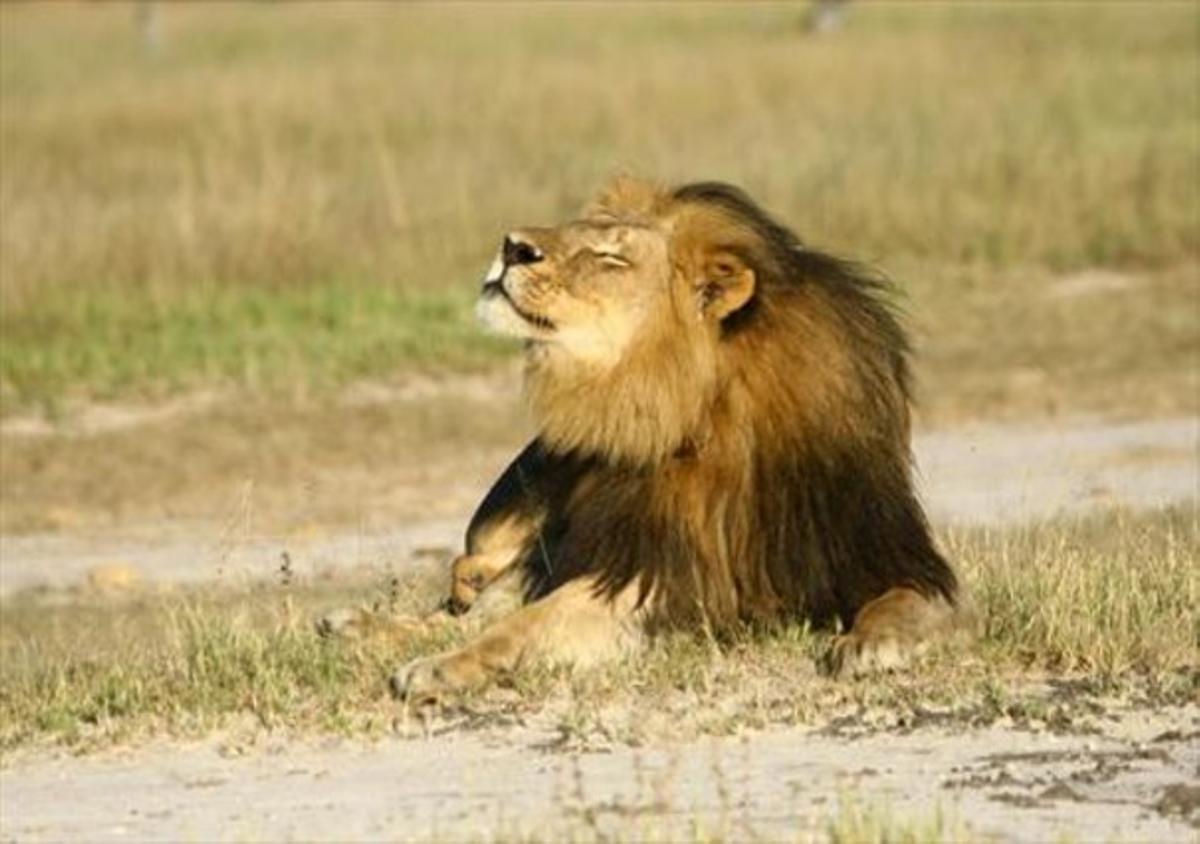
[315,607,366,640]
[317,607,451,644]
[827,632,911,678]
[390,657,442,703]
[390,652,486,703]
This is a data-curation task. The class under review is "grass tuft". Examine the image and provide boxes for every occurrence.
[954,507,1198,675]
[825,795,968,844]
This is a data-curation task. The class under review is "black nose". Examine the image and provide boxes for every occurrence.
[503,236,543,267]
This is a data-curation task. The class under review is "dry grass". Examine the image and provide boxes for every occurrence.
[481,795,971,843]
[0,385,528,534]
[822,798,969,844]
[1,2,1196,418]
[1,506,1194,752]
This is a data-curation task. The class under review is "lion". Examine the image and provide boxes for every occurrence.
[365,177,961,700]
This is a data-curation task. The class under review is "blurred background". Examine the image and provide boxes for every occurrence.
[0,1,1196,549]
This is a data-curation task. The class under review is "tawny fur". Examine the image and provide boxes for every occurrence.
[342,177,962,700]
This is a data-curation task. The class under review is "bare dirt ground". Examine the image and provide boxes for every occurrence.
[2,703,1197,841]
[1,413,1197,841]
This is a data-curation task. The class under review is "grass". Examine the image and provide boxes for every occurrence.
[823,797,969,844]
[0,385,531,534]
[1,2,1197,417]
[0,284,512,412]
[473,794,971,843]
[1,506,1194,752]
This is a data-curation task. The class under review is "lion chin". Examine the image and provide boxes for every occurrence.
[330,176,966,702]
[475,284,535,339]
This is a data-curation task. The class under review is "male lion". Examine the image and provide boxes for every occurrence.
[385,178,960,701]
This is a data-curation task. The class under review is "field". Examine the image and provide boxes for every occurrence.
[1,2,1196,422]
[1,2,1198,841]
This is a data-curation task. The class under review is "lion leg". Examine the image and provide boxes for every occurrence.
[316,551,530,644]
[828,586,957,677]
[316,524,528,643]
[391,576,643,702]
[314,605,456,643]
[447,548,522,615]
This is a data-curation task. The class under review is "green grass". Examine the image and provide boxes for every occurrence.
[0,283,512,411]
[0,572,454,749]
[1,507,1194,752]
[1,2,1196,414]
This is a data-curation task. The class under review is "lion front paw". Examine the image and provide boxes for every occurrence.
[317,606,452,644]
[390,651,487,703]
[827,632,910,678]
[390,657,442,703]
[315,607,368,640]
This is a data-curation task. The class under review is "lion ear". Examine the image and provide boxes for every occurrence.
[698,251,756,321]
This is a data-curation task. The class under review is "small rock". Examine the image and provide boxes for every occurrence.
[1040,781,1083,802]
[1156,783,1200,818]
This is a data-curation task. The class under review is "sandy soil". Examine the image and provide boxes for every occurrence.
[0,416,1194,598]
[0,415,1196,842]
[2,704,1197,841]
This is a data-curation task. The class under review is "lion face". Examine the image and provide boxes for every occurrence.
[475,219,673,367]
[476,179,765,462]
[476,179,760,376]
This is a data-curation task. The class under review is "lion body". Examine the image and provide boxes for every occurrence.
[386,178,960,699]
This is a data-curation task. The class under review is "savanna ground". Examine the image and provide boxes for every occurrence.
[0,2,1197,841]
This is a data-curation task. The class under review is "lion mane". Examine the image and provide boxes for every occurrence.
[512,180,957,634]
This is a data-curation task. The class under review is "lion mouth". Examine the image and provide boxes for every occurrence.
[481,281,556,331]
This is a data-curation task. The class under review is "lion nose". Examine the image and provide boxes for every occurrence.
[502,235,543,267]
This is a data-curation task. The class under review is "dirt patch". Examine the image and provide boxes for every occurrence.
[2,705,1196,842]
[1,415,1193,597]
[0,372,522,441]
[915,416,1196,526]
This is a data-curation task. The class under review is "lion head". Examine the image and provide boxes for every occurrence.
[478,177,907,466]
[476,177,952,631]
